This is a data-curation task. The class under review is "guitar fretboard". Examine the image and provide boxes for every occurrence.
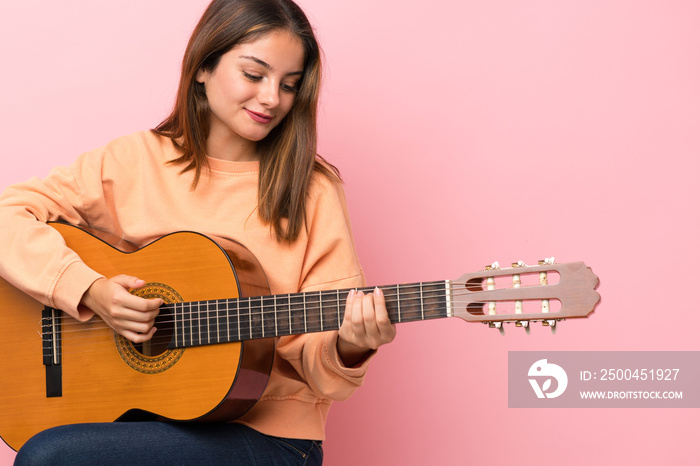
[165,281,450,348]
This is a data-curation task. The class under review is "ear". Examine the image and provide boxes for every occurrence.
[196,68,209,84]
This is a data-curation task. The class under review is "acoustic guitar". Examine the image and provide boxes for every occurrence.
[0,223,600,451]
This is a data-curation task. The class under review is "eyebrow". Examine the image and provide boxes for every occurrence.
[239,55,303,76]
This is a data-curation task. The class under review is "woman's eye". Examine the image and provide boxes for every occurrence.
[281,83,299,93]
[242,71,263,82]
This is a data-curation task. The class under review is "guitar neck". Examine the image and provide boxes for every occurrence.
[165,281,450,348]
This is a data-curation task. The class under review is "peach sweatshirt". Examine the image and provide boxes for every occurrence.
[0,131,370,440]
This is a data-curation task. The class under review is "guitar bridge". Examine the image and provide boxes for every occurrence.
[42,307,63,397]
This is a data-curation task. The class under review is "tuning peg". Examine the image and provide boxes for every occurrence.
[538,257,555,265]
[516,320,531,334]
[484,261,500,270]
[487,321,505,335]
[542,319,559,334]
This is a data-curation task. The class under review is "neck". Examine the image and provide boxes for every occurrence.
[206,127,258,162]
[164,281,451,348]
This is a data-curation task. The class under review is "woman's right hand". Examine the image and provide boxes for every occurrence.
[79,275,163,343]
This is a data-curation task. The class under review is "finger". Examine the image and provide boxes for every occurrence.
[118,293,163,312]
[361,289,377,328]
[343,289,356,324]
[351,290,368,335]
[372,287,394,335]
[120,326,157,344]
[344,289,365,327]
[361,290,386,345]
[114,317,156,334]
[113,306,160,325]
[111,274,147,291]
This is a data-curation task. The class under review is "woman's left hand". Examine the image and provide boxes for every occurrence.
[337,287,396,367]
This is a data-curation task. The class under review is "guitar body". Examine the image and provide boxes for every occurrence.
[0,223,274,451]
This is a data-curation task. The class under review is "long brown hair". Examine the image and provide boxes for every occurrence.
[154,0,338,242]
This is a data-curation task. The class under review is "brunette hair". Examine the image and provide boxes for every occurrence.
[154,0,338,242]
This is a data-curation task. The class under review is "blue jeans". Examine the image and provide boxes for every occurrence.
[14,422,323,465]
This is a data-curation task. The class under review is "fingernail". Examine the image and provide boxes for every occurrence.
[348,289,355,299]
[374,287,383,297]
[356,290,364,297]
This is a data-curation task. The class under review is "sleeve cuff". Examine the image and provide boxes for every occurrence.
[323,331,377,382]
[50,260,104,321]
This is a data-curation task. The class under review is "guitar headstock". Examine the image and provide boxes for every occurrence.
[450,259,600,331]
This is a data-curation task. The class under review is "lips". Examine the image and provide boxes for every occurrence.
[245,109,274,124]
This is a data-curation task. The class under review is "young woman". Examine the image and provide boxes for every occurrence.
[0,0,395,463]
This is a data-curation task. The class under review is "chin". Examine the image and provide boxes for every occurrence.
[246,128,277,142]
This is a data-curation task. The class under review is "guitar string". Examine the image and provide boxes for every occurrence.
[43,319,561,357]
[47,281,558,334]
[42,284,559,342]
[39,286,561,354]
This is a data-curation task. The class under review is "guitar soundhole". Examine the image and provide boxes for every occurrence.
[133,312,174,357]
[114,283,185,374]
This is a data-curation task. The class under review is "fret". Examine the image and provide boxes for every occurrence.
[260,296,265,339]
[386,284,418,323]
[420,283,425,320]
[236,298,241,342]
[173,303,179,348]
[274,293,290,337]
[305,291,321,334]
[248,297,255,340]
[262,296,276,338]
[319,292,324,332]
[188,302,194,346]
[199,301,206,345]
[320,290,340,332]
[396,284,401,323]
[289,293,305,335]
[336,289,341,327]
[225,299,231,341]
[194,301,201,345]
[225,299,236,343]
[189,302,196,345]
[211,300,217,343]
[196,301,203,345]
[207,301,216,344]
[189,302,198,346]
[179,302,185,347]
[248,298,262,340]
[237,298,251,342]
[274,295,278,336]
[217,300,227,344]
[303,293,307,334]
[185,302,193,347]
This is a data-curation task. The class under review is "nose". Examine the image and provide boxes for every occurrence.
[258,81,280,108]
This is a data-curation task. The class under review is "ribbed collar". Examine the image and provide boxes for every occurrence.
[206,156,259,174]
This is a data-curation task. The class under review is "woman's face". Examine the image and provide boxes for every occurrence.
[196,29,305,160]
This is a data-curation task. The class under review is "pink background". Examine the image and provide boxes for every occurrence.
[1,1,698,464]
